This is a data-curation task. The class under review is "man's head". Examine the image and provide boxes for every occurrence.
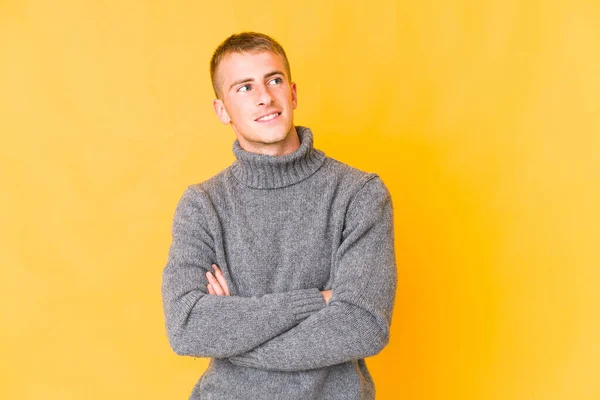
[210,32,299,156]
[210,32,292,99]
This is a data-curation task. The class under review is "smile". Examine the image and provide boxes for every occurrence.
[256,112,281,122]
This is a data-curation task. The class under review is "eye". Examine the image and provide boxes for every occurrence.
[237,84,251,92]
[268,77,283,85]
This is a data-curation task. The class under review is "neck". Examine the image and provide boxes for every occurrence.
[231,126,326,189]
[236,126,301,156]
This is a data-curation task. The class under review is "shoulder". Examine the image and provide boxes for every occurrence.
[322,156,391,201]
[324,156,371,181]
[185,166,235,198]
[174,166,234,212]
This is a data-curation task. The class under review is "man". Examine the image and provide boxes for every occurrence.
[161,32,397,399]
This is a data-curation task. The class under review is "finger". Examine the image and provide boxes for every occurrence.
[207,284,216,295]
[206,271,225,296]
[207,273,224,295]
[212,264,230,296]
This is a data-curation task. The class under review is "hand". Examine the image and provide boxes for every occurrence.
[206,264,230,296]
[320,290,332,305]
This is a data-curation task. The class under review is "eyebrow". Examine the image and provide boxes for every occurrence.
[228,70,285,92]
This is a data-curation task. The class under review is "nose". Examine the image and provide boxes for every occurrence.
[256,83,273,106]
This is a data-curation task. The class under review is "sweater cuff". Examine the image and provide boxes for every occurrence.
[286,288,327,321]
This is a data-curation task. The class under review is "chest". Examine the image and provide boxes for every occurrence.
[211,185,349,296]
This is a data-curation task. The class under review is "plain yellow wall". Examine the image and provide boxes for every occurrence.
[1,1,599,399]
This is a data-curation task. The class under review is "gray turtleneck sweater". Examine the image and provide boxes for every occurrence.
[161,126,397,399]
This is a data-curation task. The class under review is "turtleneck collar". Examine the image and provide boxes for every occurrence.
[231,126,326,189]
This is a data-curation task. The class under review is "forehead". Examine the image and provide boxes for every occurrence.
[217,51,287,83]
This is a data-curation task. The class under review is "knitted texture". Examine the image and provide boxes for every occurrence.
[161,126,397,399]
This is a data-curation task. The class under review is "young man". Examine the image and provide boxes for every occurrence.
[161,32,397,399]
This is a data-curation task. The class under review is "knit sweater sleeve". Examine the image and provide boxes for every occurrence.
[161,186,326,359]
[228,176,397,371]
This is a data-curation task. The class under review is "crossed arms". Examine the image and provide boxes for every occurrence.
[161,176,397,371]
[206,263,333,304]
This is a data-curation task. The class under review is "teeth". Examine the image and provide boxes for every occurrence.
[257,112,279,122]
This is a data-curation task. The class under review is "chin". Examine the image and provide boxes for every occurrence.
[255,126,292,143]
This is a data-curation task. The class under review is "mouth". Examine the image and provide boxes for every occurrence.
[255,112,281,123]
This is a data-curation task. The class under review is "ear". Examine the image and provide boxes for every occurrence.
[213,99,231,124]
[291,82,298,110]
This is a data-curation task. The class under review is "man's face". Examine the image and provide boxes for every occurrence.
[212,51,298,155]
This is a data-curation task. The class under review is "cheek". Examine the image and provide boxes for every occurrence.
[227,101,248,122]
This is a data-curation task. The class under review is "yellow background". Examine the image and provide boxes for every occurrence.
[1,0,599,399]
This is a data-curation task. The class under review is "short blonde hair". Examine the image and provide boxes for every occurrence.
[210,32,291,98]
